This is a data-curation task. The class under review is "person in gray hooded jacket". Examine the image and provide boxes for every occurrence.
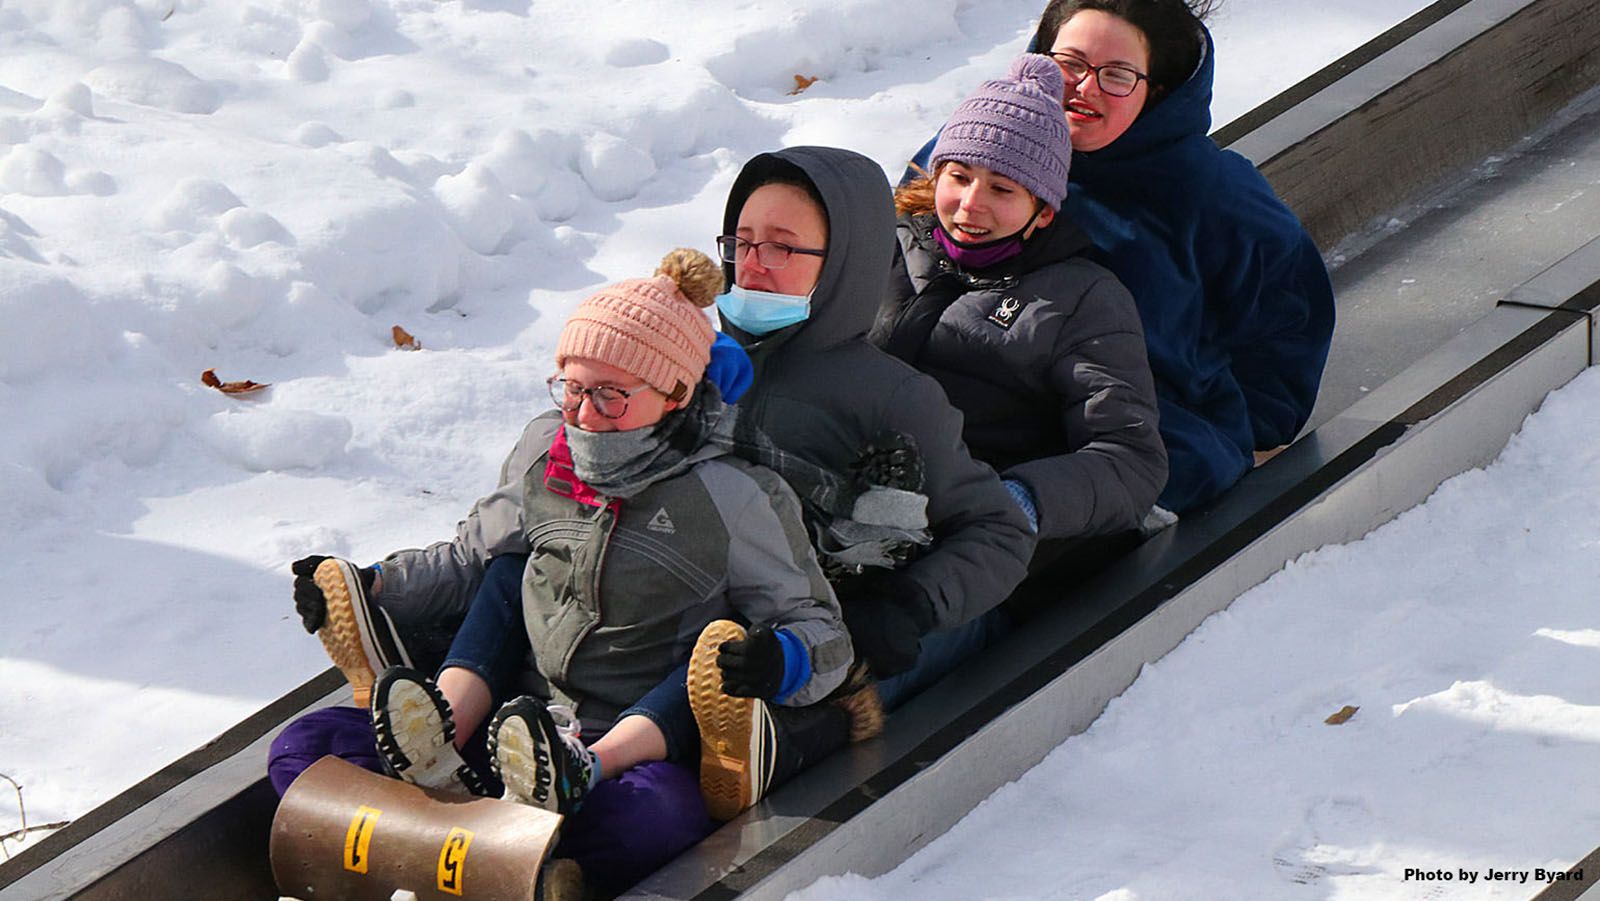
[713,146,1036,708]
[871,56,1166,597]
[272,249,851,893]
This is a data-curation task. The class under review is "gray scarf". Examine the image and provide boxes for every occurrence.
[563,382,736,499]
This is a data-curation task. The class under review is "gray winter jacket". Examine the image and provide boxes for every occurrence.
[871,212,1167,540]
[719,147,1034,632]
[379,413,850,730]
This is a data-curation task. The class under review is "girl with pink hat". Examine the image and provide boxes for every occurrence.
[270,248,853,895]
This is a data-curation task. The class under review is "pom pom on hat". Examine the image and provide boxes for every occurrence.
[1007,53,1067,102]
[655,247,723,309]
[556,248,721,403]
[930,53,1072,209]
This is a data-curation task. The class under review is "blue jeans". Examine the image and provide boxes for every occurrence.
[875,606,1013,711]
[440,554,701,765]
[439,554,531,699]
[618,661,698,765]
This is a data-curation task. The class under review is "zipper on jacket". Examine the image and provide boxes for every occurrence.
[587,496,615,620]
[553,497,617,686]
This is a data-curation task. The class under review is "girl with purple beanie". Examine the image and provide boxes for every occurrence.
[871,54,1167,619]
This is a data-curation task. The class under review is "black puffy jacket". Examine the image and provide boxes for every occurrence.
[870,211,1166,540]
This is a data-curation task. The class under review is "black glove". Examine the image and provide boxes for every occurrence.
[850,431,924,492]
[290,555,375,634]
[836,570,935,678]
[717,624,787,698]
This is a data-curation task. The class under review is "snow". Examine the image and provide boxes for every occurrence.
[5,0,1589,893]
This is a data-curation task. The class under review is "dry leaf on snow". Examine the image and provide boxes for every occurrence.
[1324,705,1359,725]
[201,368,270,396]
[392,325,421,350]
[788,74,818,95]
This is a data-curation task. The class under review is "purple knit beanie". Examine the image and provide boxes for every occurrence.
[930,54,1072,210]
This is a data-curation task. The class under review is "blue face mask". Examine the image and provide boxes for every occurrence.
[715,284,812,336]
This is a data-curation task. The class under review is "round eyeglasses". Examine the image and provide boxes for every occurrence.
[716,235,826,270]
[547,375,638,420]
[1048,52,1149,98]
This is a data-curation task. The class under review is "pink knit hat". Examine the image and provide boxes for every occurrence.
[555,248,722,403]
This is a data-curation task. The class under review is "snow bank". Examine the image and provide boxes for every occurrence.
[703,0,969,96]
[200,407,353,472]
[0,261,115,382]
[82,58,221,115]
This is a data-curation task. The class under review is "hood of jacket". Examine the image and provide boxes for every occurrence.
[720,146,897,354]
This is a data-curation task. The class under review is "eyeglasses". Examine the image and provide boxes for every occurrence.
[716,235,826,270]
[1048,52,1148,98]
[547,375,640,420]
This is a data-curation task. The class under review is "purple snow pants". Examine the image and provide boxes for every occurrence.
[268,707,715,893]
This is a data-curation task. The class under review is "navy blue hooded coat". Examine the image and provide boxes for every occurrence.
[912,28,1334,513]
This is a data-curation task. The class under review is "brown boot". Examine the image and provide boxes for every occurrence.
[689,620,855,821]
[537,857,586,901]
[312,558,412,707]
[828,662,884,743]
[688,620,769,821]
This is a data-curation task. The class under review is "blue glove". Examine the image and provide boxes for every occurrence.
[707,332,754,403]
[1003,479,1039,533]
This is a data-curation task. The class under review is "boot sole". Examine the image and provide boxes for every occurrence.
[490,700,562,815]
[313,558,411,708]
[372,669,484,795]
[688,620,768,821]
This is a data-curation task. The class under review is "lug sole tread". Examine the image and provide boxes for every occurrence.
[689,620,760,821]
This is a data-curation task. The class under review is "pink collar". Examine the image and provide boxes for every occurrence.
[545,426,617,511]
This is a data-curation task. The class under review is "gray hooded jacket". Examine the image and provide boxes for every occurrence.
[377,412,850,730]
[719,147,1034,632]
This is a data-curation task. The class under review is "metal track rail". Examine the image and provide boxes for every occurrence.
[2,0,1596,897]
[1531,844,1600,901]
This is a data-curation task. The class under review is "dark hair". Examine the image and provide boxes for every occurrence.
[1031,0,1217,104]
